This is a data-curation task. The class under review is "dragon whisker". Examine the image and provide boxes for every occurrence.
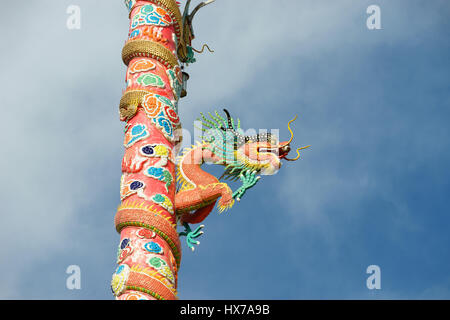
[284,145,311,161]
[286,115,298,146]
[192,44,214,54]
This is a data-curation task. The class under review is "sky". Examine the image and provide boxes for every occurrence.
[0,0,449,299]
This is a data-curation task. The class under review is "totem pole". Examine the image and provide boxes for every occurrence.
[111,0,309,300]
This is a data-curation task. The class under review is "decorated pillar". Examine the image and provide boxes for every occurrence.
[111,0,186,300]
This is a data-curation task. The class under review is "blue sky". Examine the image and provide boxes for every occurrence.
[0,0,449,299]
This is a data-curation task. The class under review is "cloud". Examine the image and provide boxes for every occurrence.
[0,0,127,298]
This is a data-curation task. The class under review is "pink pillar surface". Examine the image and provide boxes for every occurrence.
[111,0,184,300]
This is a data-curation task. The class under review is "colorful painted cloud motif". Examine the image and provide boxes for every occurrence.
[124,123,149,148]
[136,228,156,239]
[137,73,165,88]
[147,255,175,285]
[140,143,172,167]
[131,4,173,29]
[117,238,134,264]
[142,93,178,119]
[152,194,174,214]
[144,241,164,254]
[111,264,130,296]
[144,166,173,191]
[129,26,168,44]
[141,93,179,142]
[128,59,156,74]
[155,117,173,140]
[120,176,146,201]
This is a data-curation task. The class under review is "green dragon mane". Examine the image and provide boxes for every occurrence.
[196,109,270,182]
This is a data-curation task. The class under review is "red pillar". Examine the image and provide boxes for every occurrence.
[111,0,184,300]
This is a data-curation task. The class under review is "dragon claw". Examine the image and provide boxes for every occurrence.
[232,169,260,201]
[179,223,205,251]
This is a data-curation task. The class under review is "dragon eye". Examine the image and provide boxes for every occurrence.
[130,181,144,190]
[141,145,154,155]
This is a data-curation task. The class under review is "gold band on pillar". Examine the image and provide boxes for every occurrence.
[115,202,182,268]
[126,267,178,300]
[122,40,179,68]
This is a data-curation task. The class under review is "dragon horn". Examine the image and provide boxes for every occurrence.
[189,0,216,21]
[223,109,234,129]
[182,0,192,20]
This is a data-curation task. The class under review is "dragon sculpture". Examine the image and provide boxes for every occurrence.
[176,109,310,250]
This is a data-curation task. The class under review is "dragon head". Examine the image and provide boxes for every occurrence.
[199,109,310,179]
